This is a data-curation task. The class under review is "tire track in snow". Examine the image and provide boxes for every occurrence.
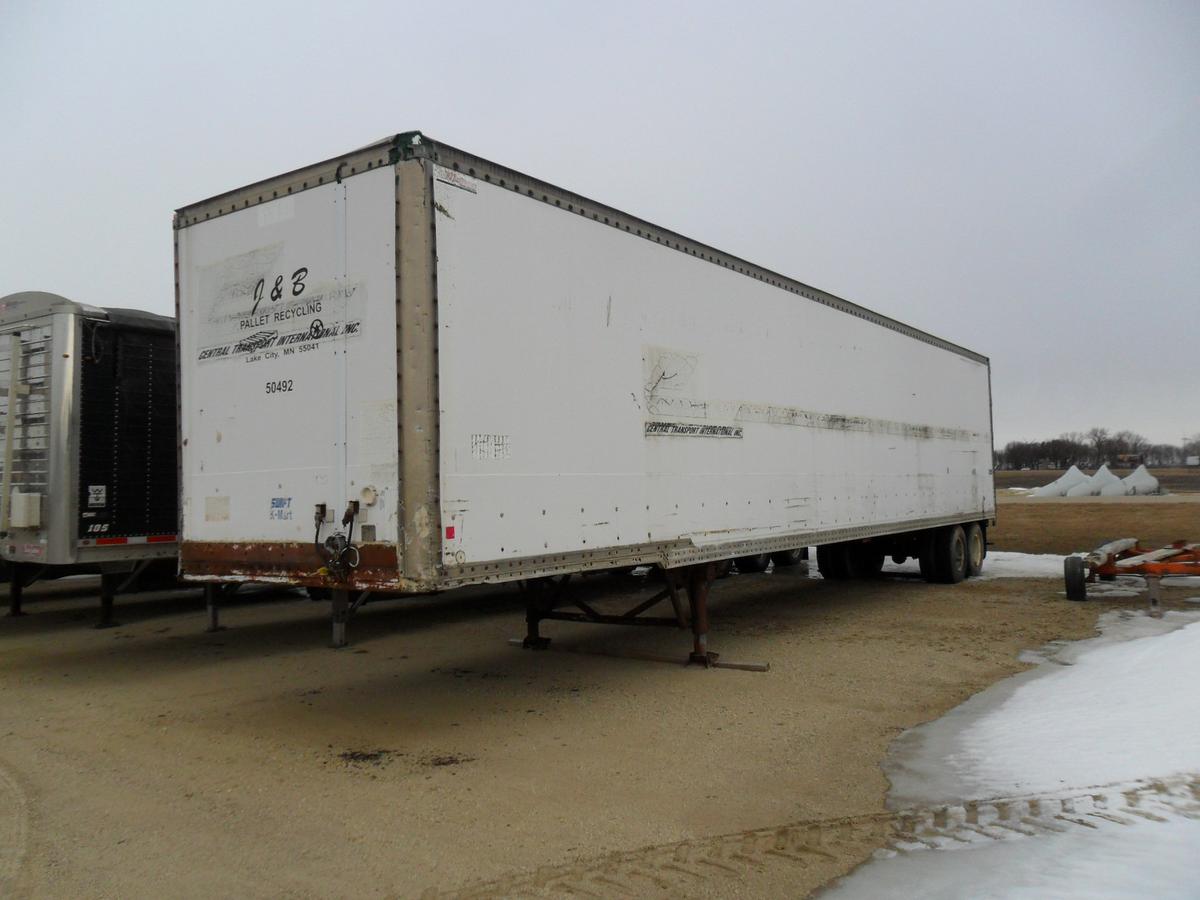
[431,774,1200,899]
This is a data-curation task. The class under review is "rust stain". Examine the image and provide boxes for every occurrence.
[181,541,401,590]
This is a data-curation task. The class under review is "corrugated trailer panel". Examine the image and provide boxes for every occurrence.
[432,165,992,573]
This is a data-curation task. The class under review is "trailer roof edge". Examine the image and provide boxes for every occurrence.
[174,131,989,365]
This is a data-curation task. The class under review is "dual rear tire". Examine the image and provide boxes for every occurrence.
[811,523,988,583]
[926,523,985,584]
[736,548,807,574]
[817,543,884,580]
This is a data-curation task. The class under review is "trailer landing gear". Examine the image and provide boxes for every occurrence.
[515,563,767,672]
[204,584,224,633]
[95,572,121,629]
[329,590,371,648]
[6,563,33,617]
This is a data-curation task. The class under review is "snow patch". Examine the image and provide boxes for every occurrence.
[884,550,1073,580]
[949,619,1200,795]
[825,608,1200,899]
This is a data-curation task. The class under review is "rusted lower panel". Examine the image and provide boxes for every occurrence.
[180,541,421,592]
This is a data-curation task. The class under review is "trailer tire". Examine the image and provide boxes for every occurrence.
[736,553,772,574]
[846,545,885,578]
[816,544,849,580]
[917,530,937,582]
[964,523,985,577]
[1064,556,1087,601]
[771,548,806,568]
[933,525,967,584]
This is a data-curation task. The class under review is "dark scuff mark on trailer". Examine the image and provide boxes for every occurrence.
[646,396,978,443]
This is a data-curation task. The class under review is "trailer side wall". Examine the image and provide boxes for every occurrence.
[432,166,993,575]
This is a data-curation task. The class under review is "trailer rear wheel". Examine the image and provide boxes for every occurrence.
[917,530,936,581]
[1064,556,1087,601]
[771,548,805,568]
[964,523,985,577]
[817,544,849,580]
[736,553,772,574]
[933,525,967,584]
[846,545,884,578]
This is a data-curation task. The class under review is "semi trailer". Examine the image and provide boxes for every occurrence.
[174,132,994,655]
[0,292,178,625]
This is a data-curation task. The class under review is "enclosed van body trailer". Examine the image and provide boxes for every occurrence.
[0,292,178,623]
[175,132,994,648]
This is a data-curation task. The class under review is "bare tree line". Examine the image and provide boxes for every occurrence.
[995,429,1200,470]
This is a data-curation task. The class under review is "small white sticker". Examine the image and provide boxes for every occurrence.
[88,484,107,508]
[434,164,478,194]
[270,497,293,520]
[205,496,231,522]
[470,434,511,460]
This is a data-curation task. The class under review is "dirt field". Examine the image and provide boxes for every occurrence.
[2,502,1196,898]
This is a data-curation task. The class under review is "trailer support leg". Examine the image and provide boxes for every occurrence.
[7,563,25,617]
[95,572,119,629]
[522,578,555,650]
[687,562,717,667]
[1147,576,1162,618]
[331,589,350,648]
[204,584,224,632]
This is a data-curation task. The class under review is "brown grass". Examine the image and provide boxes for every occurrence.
[991,493,1200,555]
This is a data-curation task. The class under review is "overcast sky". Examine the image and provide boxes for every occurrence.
[2,0,1196,447]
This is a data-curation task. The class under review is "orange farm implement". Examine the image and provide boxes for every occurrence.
[1065,539,1200,603]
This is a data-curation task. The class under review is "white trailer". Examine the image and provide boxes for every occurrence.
[174,132,994,654]
[0,292,178,624]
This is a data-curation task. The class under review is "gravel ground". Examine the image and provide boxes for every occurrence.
[2,538,1193,898]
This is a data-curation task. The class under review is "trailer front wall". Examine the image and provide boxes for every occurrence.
[176,166,401,584]
[432,168,993,571]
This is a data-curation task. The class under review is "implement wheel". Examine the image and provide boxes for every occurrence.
[1064,556,1087,601]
